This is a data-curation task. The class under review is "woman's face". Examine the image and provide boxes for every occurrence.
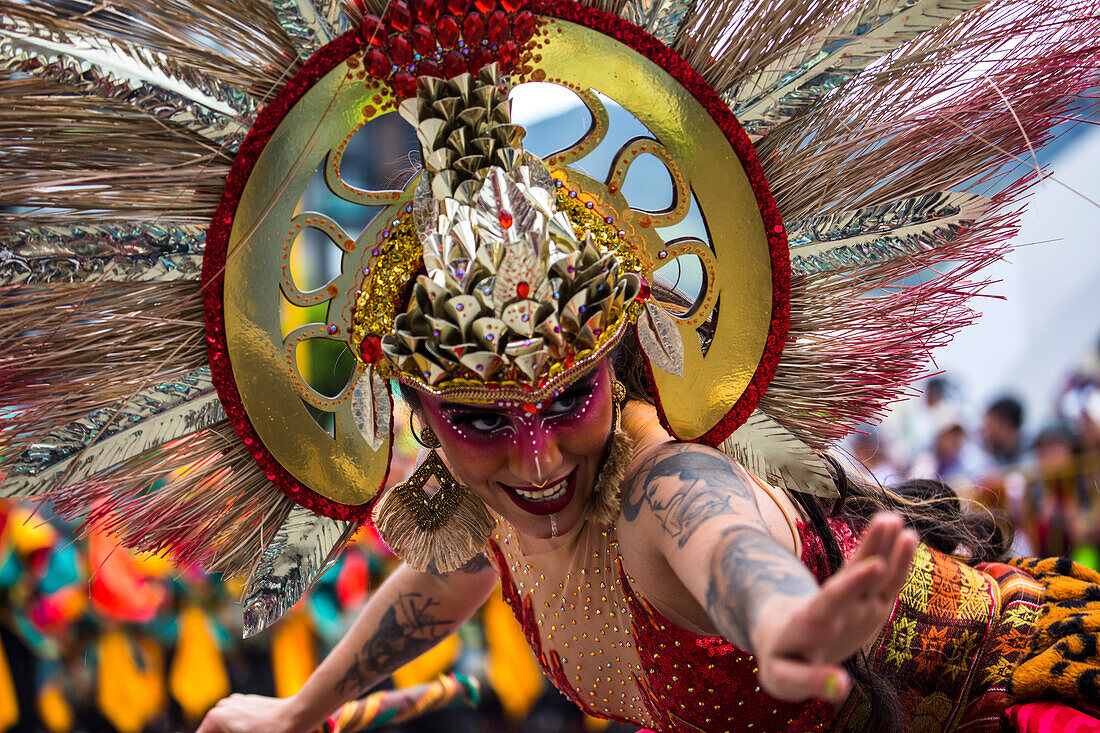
[418,361,615,541]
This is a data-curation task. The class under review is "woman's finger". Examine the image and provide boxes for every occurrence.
[759,657,851,704]
[820,556,887,607]
[879,528,918,601]
[850,513,901,564]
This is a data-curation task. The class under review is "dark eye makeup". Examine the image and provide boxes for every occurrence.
[440,374,599,434]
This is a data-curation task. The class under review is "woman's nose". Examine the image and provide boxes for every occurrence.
[508,416,563,485]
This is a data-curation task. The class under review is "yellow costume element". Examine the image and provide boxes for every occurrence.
[37,681,73,733]
[96,631,165,733]
[0,635,18,731]
[272,610,318,698]
[169,607,230,721]
[483,588,543,720]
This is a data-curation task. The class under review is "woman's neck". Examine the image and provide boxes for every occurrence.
[514,514,588,556]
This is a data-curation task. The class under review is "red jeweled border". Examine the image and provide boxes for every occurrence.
[527,0,790,447]
[203,32,384,522]
[203,0,789,519]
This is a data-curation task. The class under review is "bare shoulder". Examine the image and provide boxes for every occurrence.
[619,441,760,550]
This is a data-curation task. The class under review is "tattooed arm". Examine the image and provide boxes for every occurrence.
[620,443,915,703]
[196,554,496,733]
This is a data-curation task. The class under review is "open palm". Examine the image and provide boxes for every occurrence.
[751,513,917,703]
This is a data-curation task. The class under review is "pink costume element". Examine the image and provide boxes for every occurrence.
[1007,701,1100,732]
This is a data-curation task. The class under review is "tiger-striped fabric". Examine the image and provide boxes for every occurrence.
[1006,557,1100,709]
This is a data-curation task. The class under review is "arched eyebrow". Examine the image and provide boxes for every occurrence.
[437,401,505,414]
[436,370,600,414]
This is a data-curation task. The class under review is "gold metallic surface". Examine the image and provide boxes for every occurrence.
[226,17,774,504]
[526,20,773,440]
[225,59,399,507]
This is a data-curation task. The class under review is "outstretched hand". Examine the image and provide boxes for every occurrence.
[195,693,314,733]
[750,513,917,704]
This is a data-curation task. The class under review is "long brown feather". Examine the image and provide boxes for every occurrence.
[46,421,296,579]
[0,282,206,461]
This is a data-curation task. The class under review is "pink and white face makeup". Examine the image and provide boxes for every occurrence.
[418,361,615,542]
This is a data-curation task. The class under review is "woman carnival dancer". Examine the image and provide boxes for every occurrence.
[1,0,1099,731]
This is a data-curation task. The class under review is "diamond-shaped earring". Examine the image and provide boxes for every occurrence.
[392,448,466,531]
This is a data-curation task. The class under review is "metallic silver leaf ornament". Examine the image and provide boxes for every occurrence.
[242,507,356,637]
[619,0,692,45]
[788,191,991,277]
[0,20,256,149]
[0,368,224,498]
[638,301,684,377]
[350,366,392,452]
[721,410,839,497]
[270,0,352,60]
[0,222,205,284]
[725,0,984,141]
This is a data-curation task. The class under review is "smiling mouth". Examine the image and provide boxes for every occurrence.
[500,468,577,515]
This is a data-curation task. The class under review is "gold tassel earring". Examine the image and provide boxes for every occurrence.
[373,425,495,573]
[584,380,635,525]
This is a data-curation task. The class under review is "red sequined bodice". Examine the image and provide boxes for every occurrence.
[488,519,859,732]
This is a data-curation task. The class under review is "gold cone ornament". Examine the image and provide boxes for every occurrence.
[372,65,644,399]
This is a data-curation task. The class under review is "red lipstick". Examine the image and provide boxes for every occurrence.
[499,468,577,516]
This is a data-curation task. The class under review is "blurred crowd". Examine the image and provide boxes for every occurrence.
[845,337,1100,568]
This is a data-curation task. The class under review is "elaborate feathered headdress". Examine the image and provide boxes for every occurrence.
[1,0,1096,635]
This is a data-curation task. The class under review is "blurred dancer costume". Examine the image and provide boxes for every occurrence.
[2,0,1099,731]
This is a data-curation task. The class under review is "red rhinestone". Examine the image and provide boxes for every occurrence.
[516,281,529,298]
[636,276,651,301]
[386,34,414,65]
[418,57,442,77]
[486,10,509,43]
[446,0,471,13]
[441,50,466,76]
[512,10,535,42]
[385,0,411,31]
[499,210,513,228]
[437,15,460,47]
[391,71,418,98]
[361,14,386,45]
[500,0,521,11]
[498,40,517,68]
[385,0,412,31]
[521,402,538,414]
[474,0,495,12]
[360,335,383,364]
[462,12,485,44]
[467,44,492,71]
[410,23,435,54]
[417,0,440,24]
[365,48,390,76]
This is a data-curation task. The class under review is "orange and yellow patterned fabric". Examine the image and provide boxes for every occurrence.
[832,544,1045,732]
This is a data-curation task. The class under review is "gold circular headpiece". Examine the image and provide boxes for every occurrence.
[208,2,787,516]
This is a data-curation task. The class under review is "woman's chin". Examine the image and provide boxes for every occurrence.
[510,486,593,541]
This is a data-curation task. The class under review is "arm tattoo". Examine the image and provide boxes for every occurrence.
[334,592,456,698]
[705,526,819,650]
[425,552,493,577]
[622,448,755,547]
